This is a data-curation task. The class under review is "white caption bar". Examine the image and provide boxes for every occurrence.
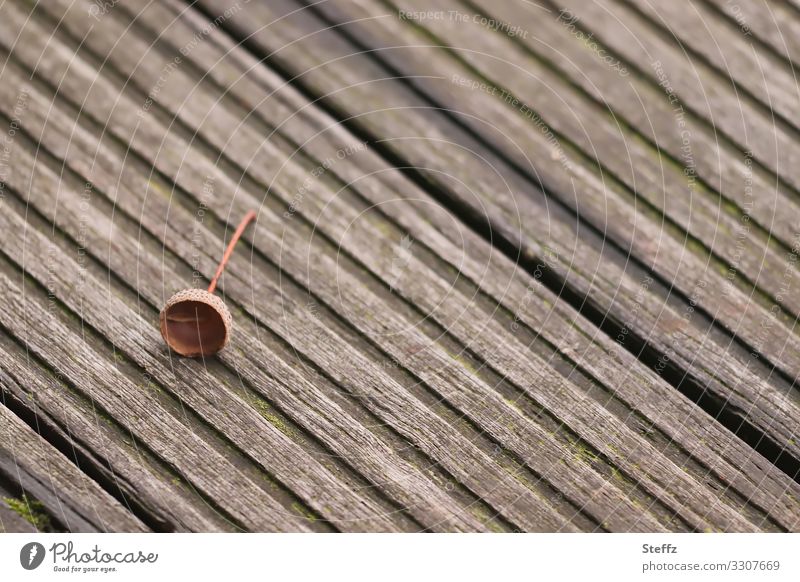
[1,533,797,581]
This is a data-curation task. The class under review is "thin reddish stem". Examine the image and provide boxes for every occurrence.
[207,210,257,294]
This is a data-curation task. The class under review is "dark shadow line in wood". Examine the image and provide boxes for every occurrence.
[375,0,800,380]
[449,0,800,393]
[88,1,678,528]
[0,327,227,531]
[0,35,535,529]
[784,0,800,20]
[0,416,65,532]
[116,1,789,530]
[0,476,61,532]
[185,0,800,484]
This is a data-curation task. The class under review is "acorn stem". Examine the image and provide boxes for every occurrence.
[207,210,257,294]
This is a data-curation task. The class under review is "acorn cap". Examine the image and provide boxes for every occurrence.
[159,289,232,357]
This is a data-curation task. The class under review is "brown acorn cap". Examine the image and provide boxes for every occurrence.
[159,210,255,358]
[159,289,232,358]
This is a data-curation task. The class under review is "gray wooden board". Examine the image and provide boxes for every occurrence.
[0,497,38,533]
[1,331,237,532]
[0,97,575,533]
[0,11,598,533]
[447,0,800,318]
[0,96,504,533]
[0,15,576,532]
[0,0,798,531]
[0,263,323,532]
[128,1,797,530]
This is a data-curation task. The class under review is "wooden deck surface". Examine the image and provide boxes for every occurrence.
[1,0,799,532]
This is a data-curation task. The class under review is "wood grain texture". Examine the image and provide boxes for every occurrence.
[623,0,799,130]
[1,331,237,532]
[475,0,800,267]
[184,0,800,467]
[0,8,584,533]
[0,264,320,532]
[704,0,800,68]
[364,0,800,373]
[130,2,797,532]
[0,401,148,532]
[0,86,496,533]
[0,0,798,532]
[0,30,559,533]
[0,149,404,532]
[554,0,800,193]
[34,0,796,532]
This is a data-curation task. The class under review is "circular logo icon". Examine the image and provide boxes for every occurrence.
[20,542,46,570]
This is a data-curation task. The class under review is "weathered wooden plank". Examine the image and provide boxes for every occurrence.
[4,3,668,522]
[1,332,236,532]
[0,402,148,532]
[6,141,572,532]
[473,0,800,289]
[0,262,323,532]
[43,0,800,528]
[181,0,800,472]
[0,59,578,532]
[318,0,800,357]
[31,0,800,532]
[0,183,406,532]
[0,164,327,532]
[3,0,787,527]
[624,0,799,130]
[705,0,800,67]
[554,0,800,193]
[0,34,552,534]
